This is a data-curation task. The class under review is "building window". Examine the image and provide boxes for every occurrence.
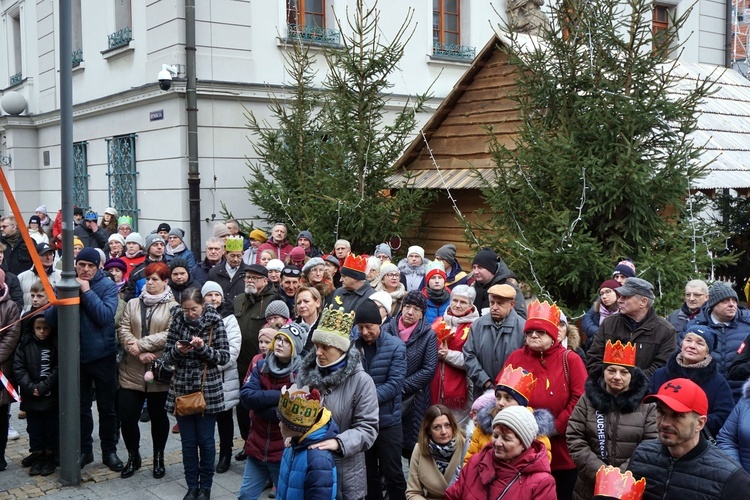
[73,142,89,210]
[9,12,23,85]
[286,0,340,45]
[106,134,138,228]
[72,0,83,66]
[653,5,669,55]
[108,0,132,49]
[433,0,460,46]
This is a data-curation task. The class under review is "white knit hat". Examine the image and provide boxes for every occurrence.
[201,281,224,299]
[369,291,392,318]
[266,259,285,272]
[407,245,425,259]
[492,405,538,449]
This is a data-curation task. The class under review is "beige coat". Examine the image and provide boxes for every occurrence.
[406,435,465,500]
[117,296,177,392]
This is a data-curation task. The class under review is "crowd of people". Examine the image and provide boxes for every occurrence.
[2,208,750,499]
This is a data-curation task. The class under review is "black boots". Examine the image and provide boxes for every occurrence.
[120,450,142,478]
[153,450,165,478]
[215,454,231,473]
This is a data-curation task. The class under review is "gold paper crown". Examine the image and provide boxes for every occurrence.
[225,235,244,252]
[594,465,646,500]
[316,305,355,337]
[604,340,637,368]
[277,384,323,432]
[496,365,537,401]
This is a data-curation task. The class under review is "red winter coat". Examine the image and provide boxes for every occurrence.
[445,440,556,500]
[502,340,587,471]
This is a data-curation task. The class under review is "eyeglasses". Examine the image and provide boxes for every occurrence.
[524,330,547,337]
[384,272,399,278]
[245,275,266,282]
[182,305,202,315]
[274,336,290,346]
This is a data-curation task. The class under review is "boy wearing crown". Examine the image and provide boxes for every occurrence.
[464,364,555,465]
[276,384,339,499]
[566,340,656,500]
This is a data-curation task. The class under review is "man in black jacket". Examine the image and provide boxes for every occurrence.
[470,248,526,319]
[0,216,31,275]
[628,378,750,499]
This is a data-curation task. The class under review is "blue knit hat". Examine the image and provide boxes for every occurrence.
[683,325,716,353]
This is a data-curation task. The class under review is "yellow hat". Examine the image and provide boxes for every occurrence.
[73,237,84,248]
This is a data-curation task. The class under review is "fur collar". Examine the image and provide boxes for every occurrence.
[663,351,718,386]
[586,366,650,414]
[297,346,363,393]
[397,258,428,276]
[744,378,750,399]
[476,403,556,437]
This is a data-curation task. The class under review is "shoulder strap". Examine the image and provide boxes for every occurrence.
[563,349,570,388]
[200,325,213,390]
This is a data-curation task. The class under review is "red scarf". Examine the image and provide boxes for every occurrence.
[430,306,479,410]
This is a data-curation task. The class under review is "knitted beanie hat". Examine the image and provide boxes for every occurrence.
[124,232,144,248]
[108,233,126,246]
[435,244,457,266]
[76,247,101,267]
[682,324,716,353]
[212,223,231,239]
[407,246,425,259]
[157,223,171,234]
[272,323,309,358]
[168,227,185,241]
[612,259,636,278]
[374,243,391,259]
[354,299,382,326]
[73,236,84,248]
[250,229,267,242]
[145,234,165,252]
[103,258,127,273]
[492,406,538,449]
[707,282,738,310]
[402,290,427,314]
[369,291,392,317]
[201,281,224,299]
[379,263,399,281]
[265,300,290,320]
[169,258,191,272]
[472,248,498,274]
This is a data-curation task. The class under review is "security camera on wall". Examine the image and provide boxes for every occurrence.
[158,64,178,91]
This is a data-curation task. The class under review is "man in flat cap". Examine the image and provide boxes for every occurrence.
[587,277,676,378]
[463,284,526,398]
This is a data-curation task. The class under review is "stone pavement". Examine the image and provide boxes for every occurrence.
[0,409,273,500]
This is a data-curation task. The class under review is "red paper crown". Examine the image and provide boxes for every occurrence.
[431,317,453,343]
[343,253,368,273]
[496,365,537,401]
[594,465,645,500]
[603,340,637,368]
[525,300,561,337]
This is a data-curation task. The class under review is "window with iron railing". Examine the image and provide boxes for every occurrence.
[73,142,89,210]
[432,0,474,61]
[286,0,340,45]
[106,134,138,229]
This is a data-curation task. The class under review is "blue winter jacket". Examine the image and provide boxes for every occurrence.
[277,408,339,500]
[353,327,407,429]
[681,305,750,402]
[424,295,450,326]
[165,247,196,269]
[45,269,118,364]
[717,379,750,475]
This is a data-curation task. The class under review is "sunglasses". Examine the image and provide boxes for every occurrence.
[283,268,301,276]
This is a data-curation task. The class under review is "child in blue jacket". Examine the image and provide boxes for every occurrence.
[276,385,338,500]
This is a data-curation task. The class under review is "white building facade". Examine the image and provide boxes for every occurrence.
[0,0,732,251]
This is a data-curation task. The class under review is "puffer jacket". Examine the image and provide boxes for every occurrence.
[218,300,241,411]
[717,378,750,475]
[354,327,407,430]
[406,435,465,500]
[464,403,555,466]
[241,357,295,462]
[46,268,118,364]
[277,408,339,500]
[382,314,438,451]
[682,305,750,402]
[0,285,20,406]
[503,340,588,470]
[587,307,677,379]
[13,326,57,412]
[566,366,657,500]
[297,348,379,500]
[165,247,196,269]
[445,440,556,500]
[650,352,734,436]
[161,303,230,414]
[117,293,177,392]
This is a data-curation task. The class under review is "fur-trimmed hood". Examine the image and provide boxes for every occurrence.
[297,345,363,393]
[586,365,649,414]
[567,323,582,352]
[476,403,556,438]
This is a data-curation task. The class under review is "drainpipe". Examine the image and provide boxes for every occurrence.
[726,0,733,68]
[186,0,201,257]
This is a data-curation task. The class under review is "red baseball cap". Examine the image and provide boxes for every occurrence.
[643,378,708,416]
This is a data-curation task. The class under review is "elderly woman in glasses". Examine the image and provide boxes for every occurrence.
[376,263,406,317]
[502,300,587,500]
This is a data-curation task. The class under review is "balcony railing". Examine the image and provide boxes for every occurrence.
[287,24,340,46]
[9,72,22,86]
[108,26,132,49]
[432,41,476,61]
[72,49,84,67]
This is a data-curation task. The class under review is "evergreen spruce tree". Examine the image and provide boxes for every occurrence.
[242,0,433,252]
[475,0,732,313]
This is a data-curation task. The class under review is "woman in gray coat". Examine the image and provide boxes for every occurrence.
[297,306,379,500]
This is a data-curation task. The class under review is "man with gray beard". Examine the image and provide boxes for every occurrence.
[232,264,275,460]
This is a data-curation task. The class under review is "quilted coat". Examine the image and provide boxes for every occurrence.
[717,378,750,474]
[297,348,379,500]
[566,366,657,500]
[161,303,230,415]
